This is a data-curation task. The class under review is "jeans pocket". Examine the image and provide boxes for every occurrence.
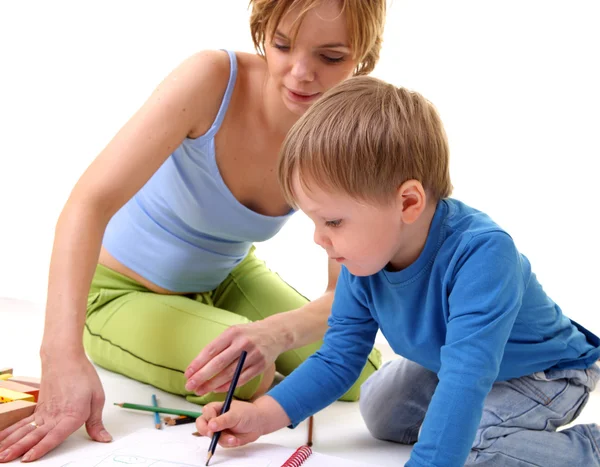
[517,372,570,407]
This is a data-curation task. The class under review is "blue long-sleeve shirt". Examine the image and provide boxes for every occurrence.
[268,198,600,467]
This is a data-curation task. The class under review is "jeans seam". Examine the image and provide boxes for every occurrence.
[401,421,422,444]
[584,424,600,461]
[84,322,184,374]
[520,376,551,405]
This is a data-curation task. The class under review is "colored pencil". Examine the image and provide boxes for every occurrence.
[114,402,202,419]
[165,415,196,426]
[307,415,314,447]
[151,394,161,430]
[206,350,247,466]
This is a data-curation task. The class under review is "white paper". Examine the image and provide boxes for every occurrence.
[55,429,378,467]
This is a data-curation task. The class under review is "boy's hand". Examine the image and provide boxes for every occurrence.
[195,400,264,448]
[195,396,292,448]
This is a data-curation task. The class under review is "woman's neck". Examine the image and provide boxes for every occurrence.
[260,74,302,138]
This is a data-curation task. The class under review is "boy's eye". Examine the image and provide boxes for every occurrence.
[325,219,342,228]
[273,43,290,51]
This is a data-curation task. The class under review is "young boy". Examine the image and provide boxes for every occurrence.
[195,76,600,466]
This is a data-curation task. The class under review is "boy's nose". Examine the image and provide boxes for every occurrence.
[313,229,331,249]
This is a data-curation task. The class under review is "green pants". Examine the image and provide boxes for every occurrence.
[85,247,381,404]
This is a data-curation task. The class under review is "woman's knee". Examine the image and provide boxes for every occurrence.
[252,363,277,400]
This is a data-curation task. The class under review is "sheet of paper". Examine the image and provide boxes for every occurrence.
[54,429,379,467]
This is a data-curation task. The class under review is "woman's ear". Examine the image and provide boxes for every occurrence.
[396,180,427,224]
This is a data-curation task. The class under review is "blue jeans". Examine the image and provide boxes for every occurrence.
[360,357,600,466]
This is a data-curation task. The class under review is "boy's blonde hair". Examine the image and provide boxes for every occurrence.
[249,0,386,75]
[278,76,453,206]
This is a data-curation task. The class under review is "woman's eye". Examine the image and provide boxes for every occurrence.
[273,43,290,51]
[322,55,345,64]
[325,219,342,227]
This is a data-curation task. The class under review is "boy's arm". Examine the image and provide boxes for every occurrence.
[408,232,525,467]
[267,266,379,426]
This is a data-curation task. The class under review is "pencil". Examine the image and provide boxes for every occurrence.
[165,415,196,426]
[307,415,314,447]
[114,402,202,419]
[151,394,161,430]
[205,350,247,466]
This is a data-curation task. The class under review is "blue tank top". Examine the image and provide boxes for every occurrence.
[102,50,294,292]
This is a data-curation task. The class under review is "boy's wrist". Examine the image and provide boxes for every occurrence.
[254,395,292,435]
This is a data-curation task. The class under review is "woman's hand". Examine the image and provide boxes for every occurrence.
[185,320,289,395]
[0,355,111,463]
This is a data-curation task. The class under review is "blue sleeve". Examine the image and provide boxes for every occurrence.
[267,267,379,426]
[407,232,525,467]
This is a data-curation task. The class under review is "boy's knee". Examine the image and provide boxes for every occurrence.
[360,389,420,444]
[359,359,433,444]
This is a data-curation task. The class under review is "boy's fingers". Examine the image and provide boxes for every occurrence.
[203,403,223,419]
[208,411,239,432]
[195,417,209,436]
[219,431,259,448]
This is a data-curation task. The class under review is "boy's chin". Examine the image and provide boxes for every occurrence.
[345,263,382,277]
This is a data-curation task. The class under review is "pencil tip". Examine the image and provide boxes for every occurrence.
[113,403,122,406]
[205,452,212,466]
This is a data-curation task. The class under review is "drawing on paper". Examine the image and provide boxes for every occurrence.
[62,448,273,467]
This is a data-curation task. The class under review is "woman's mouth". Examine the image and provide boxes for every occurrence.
[285,88,321,103]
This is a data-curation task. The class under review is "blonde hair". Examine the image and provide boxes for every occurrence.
[249,0,386,75]
[278,76,453,206]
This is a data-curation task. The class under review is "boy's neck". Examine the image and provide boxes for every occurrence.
[387,201,438,272]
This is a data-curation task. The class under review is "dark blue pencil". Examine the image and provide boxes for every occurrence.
[205,350,248,466]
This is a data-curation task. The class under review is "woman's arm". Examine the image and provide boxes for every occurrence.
[42,50,229,358]
[266,258,341,350]
[185,258,342,394]
[0,50,233,463]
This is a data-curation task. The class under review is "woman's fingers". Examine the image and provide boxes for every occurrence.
[185,325,248,379]
[20,417,84,462]
[186,344,247,392]
[0,417,54,463]
[185,337,230,379]
[0,415,36,445]
[204,366,262,395]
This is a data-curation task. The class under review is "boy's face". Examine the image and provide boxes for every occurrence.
[292,174,406,277]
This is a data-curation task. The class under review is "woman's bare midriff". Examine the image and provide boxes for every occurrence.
[98,246,186,295]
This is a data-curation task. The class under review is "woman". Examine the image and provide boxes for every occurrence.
[0,0,386,462]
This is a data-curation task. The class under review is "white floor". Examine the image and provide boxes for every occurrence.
[1,298,598,466]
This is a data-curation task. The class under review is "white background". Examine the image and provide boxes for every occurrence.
[1,0,599,335]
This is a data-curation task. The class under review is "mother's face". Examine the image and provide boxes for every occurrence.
[264,0,358,116]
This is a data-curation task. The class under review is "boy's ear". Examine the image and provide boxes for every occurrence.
[396,180,427,224]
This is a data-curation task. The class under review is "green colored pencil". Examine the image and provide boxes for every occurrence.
[114,402,202,419]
